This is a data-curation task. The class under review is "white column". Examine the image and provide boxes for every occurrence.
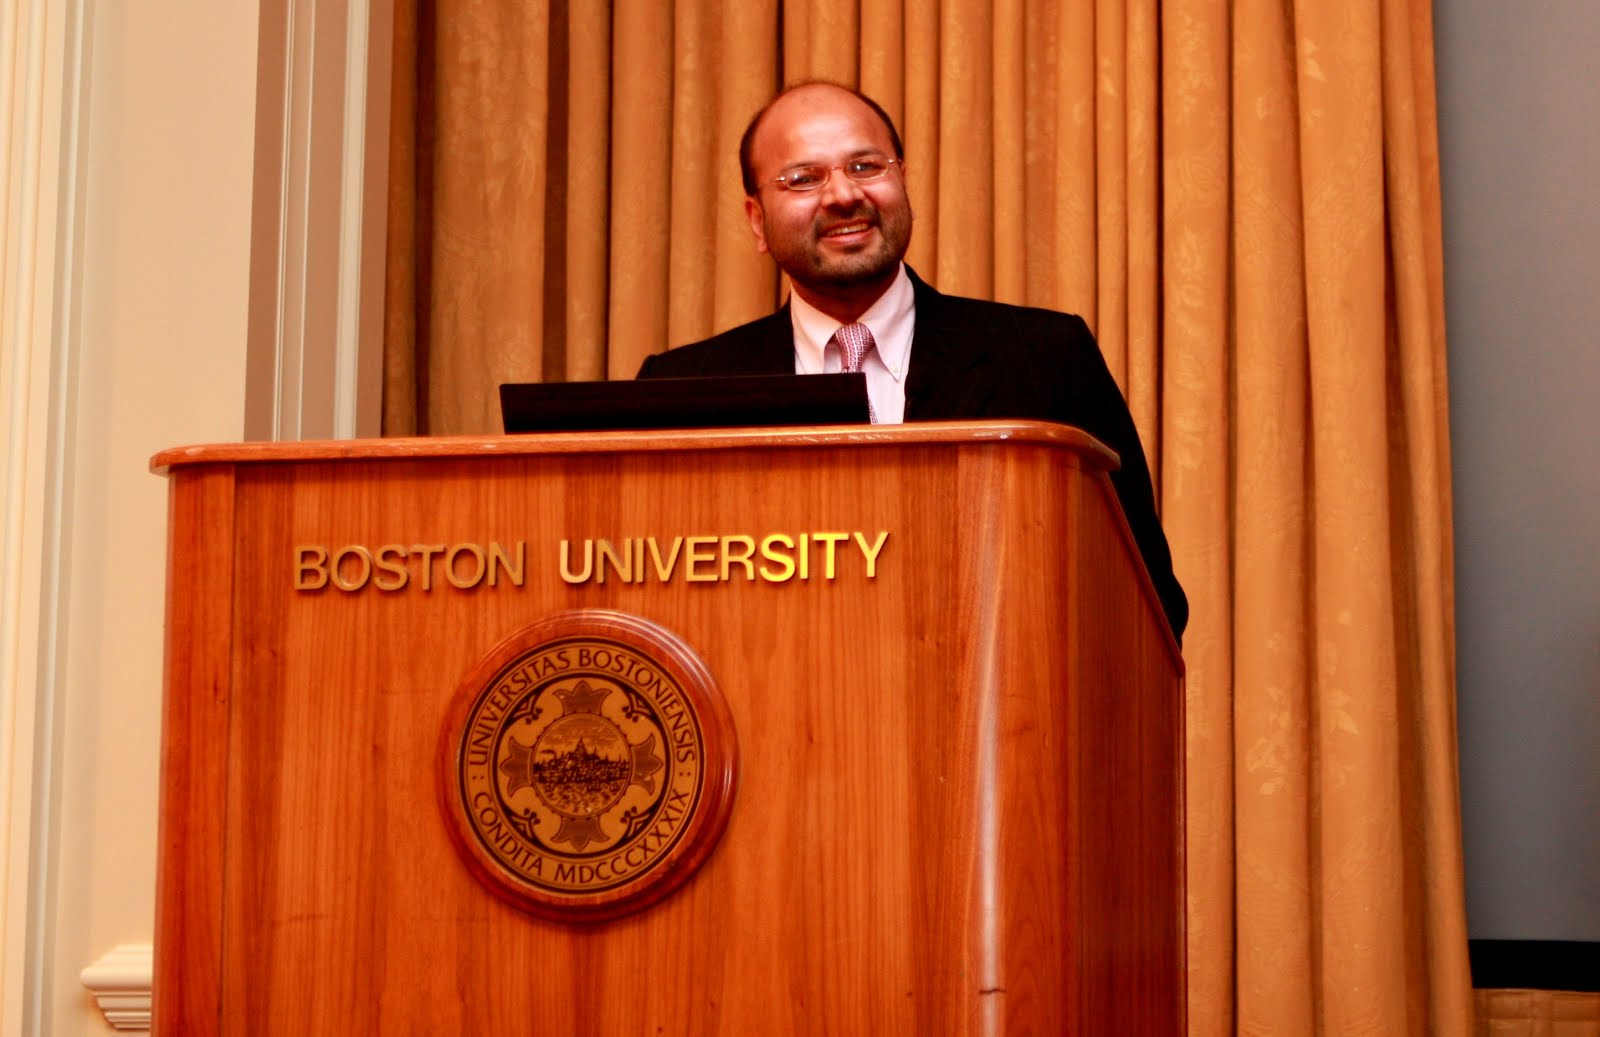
[1,2,86,1033]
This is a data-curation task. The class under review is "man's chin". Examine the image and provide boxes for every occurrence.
[807,252,899,286]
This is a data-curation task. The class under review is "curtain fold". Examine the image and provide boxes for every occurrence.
[1161,0,1237,1021]
[383,1,1474,1032]
[561,2,611,381]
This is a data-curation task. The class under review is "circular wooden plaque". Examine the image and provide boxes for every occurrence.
[438,610,738,922]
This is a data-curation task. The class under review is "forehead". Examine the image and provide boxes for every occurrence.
[749,86,895,170]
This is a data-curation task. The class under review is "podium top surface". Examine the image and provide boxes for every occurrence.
[150,420,1119,474]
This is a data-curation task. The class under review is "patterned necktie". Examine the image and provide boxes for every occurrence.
[833,322,878,423]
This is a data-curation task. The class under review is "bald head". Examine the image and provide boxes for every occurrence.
[739,83,904,195]
[736,81,913,321]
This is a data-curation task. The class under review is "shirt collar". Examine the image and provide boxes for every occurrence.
[789,263,915,381]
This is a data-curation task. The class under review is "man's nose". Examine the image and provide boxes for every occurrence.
[817,168,867,208]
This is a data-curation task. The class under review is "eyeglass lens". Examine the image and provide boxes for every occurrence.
[778,158,895,191]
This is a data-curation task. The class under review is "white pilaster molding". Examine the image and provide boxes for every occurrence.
[337,0,393,439]
[1,0,85,1034]
[79,943,153,1032]
[246,0,392,441]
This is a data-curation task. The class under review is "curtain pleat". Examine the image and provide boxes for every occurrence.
[1297,1,1411,1020]
[900,5,941,276]
[606,4,673,380]
[1094,0,1129,381]
[713,2,781,333]
[562,3,611,381]
[667,1,721,346]
[1054,0,1098,326]
[992,0,1028,305]
[857,0,904,137]
[1379,0,1473,1024]
[1230,0,1313,1031]
[382,1,1477,1032]
[425,1,552,433]
[1161,0,1237,1026]
[1124,0,1161,452]
[383,0,422,435]
[934,2,995,299]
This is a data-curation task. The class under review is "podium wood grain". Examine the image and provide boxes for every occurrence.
[152,422,1184,1035]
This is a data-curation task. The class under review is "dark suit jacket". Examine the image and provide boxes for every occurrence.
[637,267,1188,643]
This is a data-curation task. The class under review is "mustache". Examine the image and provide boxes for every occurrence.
[815,206,880,234]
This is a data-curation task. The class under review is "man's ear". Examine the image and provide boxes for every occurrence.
[744,197,769,254]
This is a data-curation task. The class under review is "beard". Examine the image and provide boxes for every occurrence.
[763,197,913,292]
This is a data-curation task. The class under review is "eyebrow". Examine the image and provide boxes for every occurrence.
[777,148,890,170]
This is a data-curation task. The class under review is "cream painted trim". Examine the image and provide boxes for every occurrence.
[337,0,392,439]
[247,0,390,441]
[1,1,85,1035]
[79,943,152,1032]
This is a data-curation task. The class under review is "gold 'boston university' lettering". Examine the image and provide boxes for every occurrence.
[294,530,892,590]
[295,541,526,592]
[557,532,889,586]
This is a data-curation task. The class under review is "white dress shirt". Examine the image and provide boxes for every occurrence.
[788,263,916,424]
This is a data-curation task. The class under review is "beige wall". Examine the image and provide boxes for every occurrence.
[3,2,259,1033]
[6,0,386,1028]
[51,1,260,1032]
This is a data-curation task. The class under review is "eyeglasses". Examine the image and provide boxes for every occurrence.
[769,157,902,192]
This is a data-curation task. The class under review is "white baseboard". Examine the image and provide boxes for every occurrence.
[80,943,153,1032]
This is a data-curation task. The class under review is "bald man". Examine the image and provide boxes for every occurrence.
[638,82,1187,643]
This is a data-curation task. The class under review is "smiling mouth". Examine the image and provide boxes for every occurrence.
[821,222,874,238]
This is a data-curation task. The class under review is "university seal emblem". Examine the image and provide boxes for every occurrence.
[440,610,737,921]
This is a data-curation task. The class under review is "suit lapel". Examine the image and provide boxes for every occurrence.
[739,306,799,375]
[903,267,999,420]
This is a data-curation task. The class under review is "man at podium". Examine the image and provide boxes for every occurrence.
[637,81,1187,644]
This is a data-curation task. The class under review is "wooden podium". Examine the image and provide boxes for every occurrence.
[151,421,1184,1035]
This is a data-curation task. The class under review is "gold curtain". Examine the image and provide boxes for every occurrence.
[384,0,1474,1032]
